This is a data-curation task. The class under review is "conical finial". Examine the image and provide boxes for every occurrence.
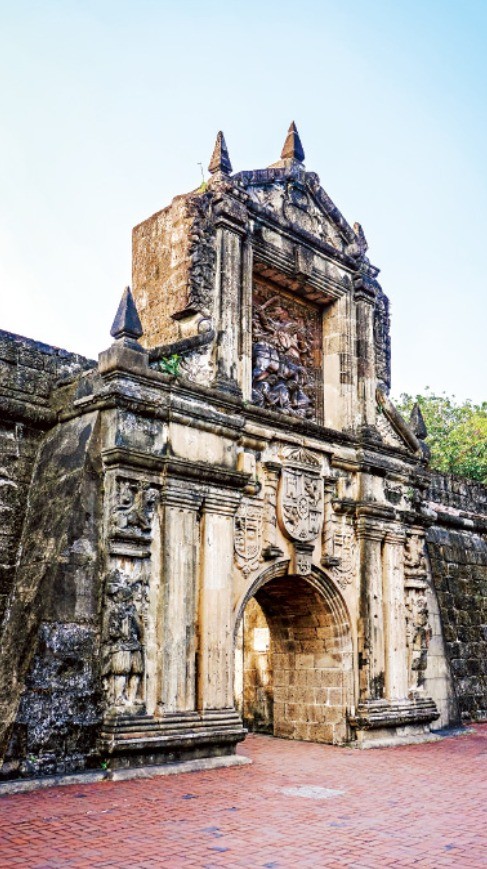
[410,403,428,440]
[281,121,305,163]
[208,131,232,175]
[110,286,143,341]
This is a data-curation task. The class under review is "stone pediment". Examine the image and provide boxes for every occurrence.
[235,165,362,258]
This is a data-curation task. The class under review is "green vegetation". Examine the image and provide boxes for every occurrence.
[395,389,487,484]
[157,354,181,377]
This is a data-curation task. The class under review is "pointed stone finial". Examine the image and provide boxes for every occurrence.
[208,131,232,175]
[110,286,143,341]
[281,121,305,163]
[410,403,428,440]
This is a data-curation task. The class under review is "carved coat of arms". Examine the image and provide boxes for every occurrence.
[234,501,263,576]
[277,447,322,543]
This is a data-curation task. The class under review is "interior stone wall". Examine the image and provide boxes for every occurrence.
[240,598,273,733]
[254,576,351,745]
[426,472,487,724]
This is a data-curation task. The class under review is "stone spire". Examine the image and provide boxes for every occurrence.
[208,131,232,175]
[410,403,428,440]
[281,121,305,163]
[110,286,143,342]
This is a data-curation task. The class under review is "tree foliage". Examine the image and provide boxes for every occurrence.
[394,389,487,484]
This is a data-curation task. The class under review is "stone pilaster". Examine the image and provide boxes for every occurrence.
[158,480,204,715]
[198,489,242,711]
[357,518,385,701]
[212,197,247,394]
[261,461,283,560]
[382,528,408,701]
[354,282,377,431]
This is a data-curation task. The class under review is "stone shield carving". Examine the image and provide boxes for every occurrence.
[277,448,322,542]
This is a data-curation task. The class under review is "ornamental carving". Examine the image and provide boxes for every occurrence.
[102,568,148,711]
[234,500,263,576]
[251,280,323,421]
[111,478,160,541]
[405,590,431,692]
[404,532,427,578]
[331,523,356,589]
[278,449,322,543]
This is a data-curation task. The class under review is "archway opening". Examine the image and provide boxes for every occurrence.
[235,573,352,745]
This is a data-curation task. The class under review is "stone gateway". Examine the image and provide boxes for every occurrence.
[0,124,485,780]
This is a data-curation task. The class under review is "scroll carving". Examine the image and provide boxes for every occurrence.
[251,281,322,421]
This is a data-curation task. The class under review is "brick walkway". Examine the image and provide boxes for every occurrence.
[0,725,486,868]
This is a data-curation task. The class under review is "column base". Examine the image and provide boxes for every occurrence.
[349,697,440,748]
[99,708,246,770]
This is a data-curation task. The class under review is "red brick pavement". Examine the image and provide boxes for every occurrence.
[0,725,485,868]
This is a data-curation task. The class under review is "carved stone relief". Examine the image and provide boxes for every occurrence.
[405,591,431,692]
[234,499,263,577]
[404,532,428,579]
[179,346,215,385]
[277,447,322,543]
[247,180,343,250]
[251,279,323,421]
[102,567,149,711]
[330,521,356,589]
[111,478,160,541]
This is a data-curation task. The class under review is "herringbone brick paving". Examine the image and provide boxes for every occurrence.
[0,725,485,868]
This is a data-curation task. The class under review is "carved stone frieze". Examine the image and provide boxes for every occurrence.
[278,447,322,543]
[234,499,263,577]
[251,279,323,421]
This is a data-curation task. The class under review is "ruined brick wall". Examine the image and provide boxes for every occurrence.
[426,472,487,723]
[0,331,95,622]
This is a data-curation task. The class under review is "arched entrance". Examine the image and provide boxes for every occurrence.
[235,566,353,745]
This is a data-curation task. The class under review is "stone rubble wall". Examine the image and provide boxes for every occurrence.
[426,472,487,724]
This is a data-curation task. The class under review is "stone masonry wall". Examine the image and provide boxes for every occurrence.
[426,472,487,724]
[0,411,103,778]
[0,331,95,623]
[132,195,193,348]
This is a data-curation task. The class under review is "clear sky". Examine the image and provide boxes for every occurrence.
[1,0,486,402]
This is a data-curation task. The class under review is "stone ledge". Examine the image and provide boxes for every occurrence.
[0,754,251,797]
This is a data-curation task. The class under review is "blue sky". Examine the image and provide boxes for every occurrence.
[1,0,486,402]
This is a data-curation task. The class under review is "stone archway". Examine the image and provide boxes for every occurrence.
[235,566,353,745]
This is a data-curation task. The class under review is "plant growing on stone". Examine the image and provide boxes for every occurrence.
[158,354,181,377]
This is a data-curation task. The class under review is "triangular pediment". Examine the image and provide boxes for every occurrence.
[235,165,362,257]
